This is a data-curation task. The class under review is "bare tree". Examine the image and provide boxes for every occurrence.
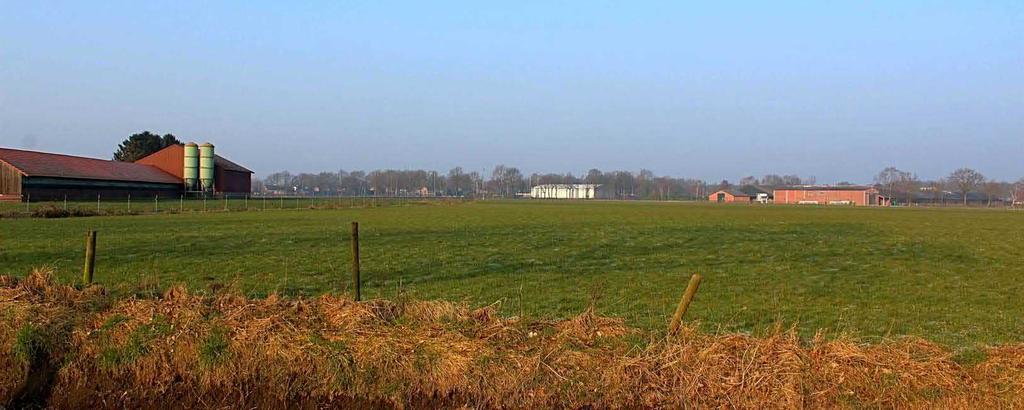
[981,180,1006,207]
[874,167,918,205]
[1011,178,1024,208]
[947,168,985,206]
[928,179,947,206]
[897,173,920,205]
[781,175,803,185]
[760,174,784,186]
[874,167,903,201]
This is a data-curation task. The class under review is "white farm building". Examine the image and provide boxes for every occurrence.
[530,184,602,199]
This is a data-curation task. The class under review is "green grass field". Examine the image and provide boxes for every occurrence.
[2,200,1022,352]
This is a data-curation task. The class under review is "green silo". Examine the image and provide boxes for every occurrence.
[184,142,199,191]
[199,142,215,192]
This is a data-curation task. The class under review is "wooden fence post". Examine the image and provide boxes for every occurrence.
[667,274,702,336]
[83,230,97,284]
[351,221,361,301]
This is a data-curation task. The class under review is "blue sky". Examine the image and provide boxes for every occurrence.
[1,1,1021,182]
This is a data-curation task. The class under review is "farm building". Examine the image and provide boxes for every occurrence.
[773,185,887,206]
[709,189,751,203]
[530,184,602,199]
[709,185,772,203]
[0,143,252,201]
[137,143,252,194]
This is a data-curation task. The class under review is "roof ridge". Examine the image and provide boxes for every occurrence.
[0,146,114,163]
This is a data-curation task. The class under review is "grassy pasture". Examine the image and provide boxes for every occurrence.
[1,200,1022,351]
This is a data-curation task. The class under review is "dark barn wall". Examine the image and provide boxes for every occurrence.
[22,177,182,201]
[215,169,251,194]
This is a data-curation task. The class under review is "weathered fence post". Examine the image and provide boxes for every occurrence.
[351,221,361,301]
[127,194,131,212]
[180,195,184,213]
[154,195,159,213]
[83,230,97,284]
[64,195,68,211]
[97,194,100,212]
[667,274,702,336]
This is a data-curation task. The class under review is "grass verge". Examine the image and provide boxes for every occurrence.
[1,269,1022,408]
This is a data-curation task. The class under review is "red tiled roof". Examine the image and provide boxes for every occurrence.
[776,185,877,191]
[0,147,182,184]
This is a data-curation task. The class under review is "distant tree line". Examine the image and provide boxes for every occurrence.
[729,167,1021,207]
[734,174,815,187]
[255,164,1022,206]
[106,132,1022,206]
[872,166,1023,207]
[257,166,711,200]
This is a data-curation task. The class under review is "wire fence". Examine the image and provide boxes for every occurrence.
[0,194,471,217]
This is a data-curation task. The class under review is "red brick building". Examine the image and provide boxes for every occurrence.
[709,189,752,203]
[773,186,887,206]
[709,186,772,203]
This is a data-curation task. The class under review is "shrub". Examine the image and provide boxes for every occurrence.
[31,206,70,219]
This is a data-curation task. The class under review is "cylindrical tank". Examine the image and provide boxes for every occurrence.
[183,142,199,191]
[199,142,215,192]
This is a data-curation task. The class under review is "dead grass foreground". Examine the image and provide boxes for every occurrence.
[1,269,1022,409]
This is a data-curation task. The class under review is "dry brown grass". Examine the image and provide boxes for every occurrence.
[1,271,1022,409]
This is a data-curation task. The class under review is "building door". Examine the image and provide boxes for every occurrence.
[717,193,726,203]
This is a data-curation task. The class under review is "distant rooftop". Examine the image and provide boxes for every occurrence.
[532,183,600,188]
[776,185,876,191]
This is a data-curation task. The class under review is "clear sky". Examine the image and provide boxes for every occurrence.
[2,1,1021,182]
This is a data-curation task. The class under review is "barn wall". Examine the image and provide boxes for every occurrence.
[136,144,185,179]
[0,161,22,198]
[530,185,600,199]
[215,169,252,193]
[22,177,181,201]
[708,191,751,203]
[774,189,874,206]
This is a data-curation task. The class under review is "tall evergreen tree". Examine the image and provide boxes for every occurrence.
[113,131,181,162]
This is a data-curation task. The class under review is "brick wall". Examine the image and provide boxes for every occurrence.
[773,189,878,206]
